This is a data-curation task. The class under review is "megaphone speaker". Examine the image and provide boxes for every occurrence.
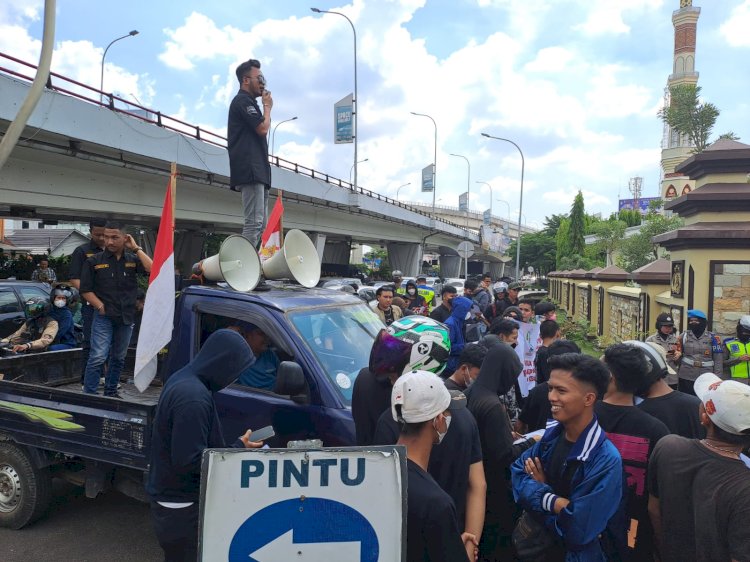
[192,235,261,292]
[263,229,321,288]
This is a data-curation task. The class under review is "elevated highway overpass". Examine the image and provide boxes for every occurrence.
[0,53,514,277]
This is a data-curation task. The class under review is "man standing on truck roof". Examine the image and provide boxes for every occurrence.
[147,329,265,562]
[80,221,152,398]
[228,58,273,248]
[68,218,107,384]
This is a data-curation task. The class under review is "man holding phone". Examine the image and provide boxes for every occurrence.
[147,329,267,561]
[228,58,273,248]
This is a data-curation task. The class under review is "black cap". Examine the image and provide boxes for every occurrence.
[656,312,674,328]
[534,302,556,316]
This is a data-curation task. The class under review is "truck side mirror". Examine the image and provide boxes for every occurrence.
[274,361,309,405]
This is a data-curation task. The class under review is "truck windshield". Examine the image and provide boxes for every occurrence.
[288,303,383,406]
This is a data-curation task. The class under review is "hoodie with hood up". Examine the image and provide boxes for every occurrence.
[147,329,255,502]
[444,296,472,373]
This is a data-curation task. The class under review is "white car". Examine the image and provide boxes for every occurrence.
[444,278,465,291]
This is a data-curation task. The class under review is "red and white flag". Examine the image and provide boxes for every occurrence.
[259,192,284,263]
[134,176,176,392]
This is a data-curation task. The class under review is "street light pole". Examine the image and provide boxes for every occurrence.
[270,116,298,155]
[496,198,511,222]
[449,153,470,229]
[350,158,368,185]
[410,112,437,213]
[100,30,139,104]
[481,132,525,280]
[396,182,411,200]
[476,181,493,219]
[312,8,358,191]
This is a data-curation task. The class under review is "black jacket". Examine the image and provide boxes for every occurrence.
[227,89,271,188]
[146,329,255,502]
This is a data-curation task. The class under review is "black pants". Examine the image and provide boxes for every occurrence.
[150,502,199,562]
[678,378,696,396]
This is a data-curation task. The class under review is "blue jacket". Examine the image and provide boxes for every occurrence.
[512,417,623,561]
[444,296,471,373]
[146,329,255,502]
[49,307,77,347]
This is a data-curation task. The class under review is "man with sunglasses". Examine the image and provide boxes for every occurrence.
[228,59,274,248]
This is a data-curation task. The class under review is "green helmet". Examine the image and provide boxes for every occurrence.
[387,316,450,375]
[24,296,51,319]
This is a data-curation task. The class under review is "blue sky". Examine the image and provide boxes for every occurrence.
[2,0,749,228]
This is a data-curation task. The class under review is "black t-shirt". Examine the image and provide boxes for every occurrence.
[547,437,575,493]
[69,240,103,280]
[648,435,750,562]
[595,402,670,557]
[534,345,551,384]
[519,382,551,432]
[443,378,465,392]
[637,391,705,439]
[227,89,271,187]
[79,249,146,325]
[351,368,392,446]
[406,459,469,562]
[373,406,482,528]
[383,306,395,326]
[430,304,451,323]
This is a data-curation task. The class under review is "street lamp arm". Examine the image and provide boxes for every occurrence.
[270,116,298,155]
[100,30,139,104]
[410,112,438,214]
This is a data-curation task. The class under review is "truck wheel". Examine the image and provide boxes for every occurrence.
[0,443,52,529]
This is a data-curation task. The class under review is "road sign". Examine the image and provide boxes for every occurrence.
[457,241,474,259]
[199,446,407,562]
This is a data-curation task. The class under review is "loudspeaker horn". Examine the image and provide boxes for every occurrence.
[192,235,261,292]
[263,229,321,288]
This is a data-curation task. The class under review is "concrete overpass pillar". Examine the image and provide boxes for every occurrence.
[322,240,351,265]
[387,242,421,277]
[309,233,327,260]
[439,254,461,278]
[489,262,505,280]
[174,231,205,275]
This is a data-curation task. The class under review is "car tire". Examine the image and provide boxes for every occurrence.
[0,442,52,529]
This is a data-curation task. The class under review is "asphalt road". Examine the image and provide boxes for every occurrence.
[0,481,163,562]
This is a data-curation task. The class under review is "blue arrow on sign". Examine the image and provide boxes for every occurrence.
[229,497,379,562]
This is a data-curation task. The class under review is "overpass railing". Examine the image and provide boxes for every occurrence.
[0,52,474,238]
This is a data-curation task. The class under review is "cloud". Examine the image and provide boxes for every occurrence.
[574,0,664,36]
[720,0,750,47]
[524,47,575,73]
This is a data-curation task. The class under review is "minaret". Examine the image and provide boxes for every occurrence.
[660,0,700,201]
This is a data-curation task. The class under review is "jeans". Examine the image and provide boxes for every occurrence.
[83,313,133,395]
[150,502,198,562]
[240,182,269,248]
[80,304,94,383]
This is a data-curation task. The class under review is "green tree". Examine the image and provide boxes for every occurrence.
[617,213,683,272]
[717,131,740,141]
[555,218,571,268]
[617,209,642,227]
[592,220,627,266]
[508,231,557,276]
[568,191,586,256]
[658,84,720,152]
[543,213,567,236]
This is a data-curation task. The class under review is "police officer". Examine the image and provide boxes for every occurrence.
[80,221,152,397]
[68,218,107,382]
[722,315,750,385]
[646,312,681,388]
[392,270,404,296]
[415,275,436,311]
[676,309,723,396]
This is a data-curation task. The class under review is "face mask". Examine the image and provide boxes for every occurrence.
[407,289,416,296]
[434,414,451,444]
[462,367,474,388]
[54,299,67,308]
[511,342,518,349]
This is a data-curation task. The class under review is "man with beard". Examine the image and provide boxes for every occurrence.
[646,313,681,388]
[722,315,750,385]
[467,342,538,559]
[676,309,723,396]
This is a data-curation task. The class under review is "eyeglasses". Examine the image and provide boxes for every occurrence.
[244,73,266,86]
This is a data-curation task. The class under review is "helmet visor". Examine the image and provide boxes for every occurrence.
[369,329,413,377]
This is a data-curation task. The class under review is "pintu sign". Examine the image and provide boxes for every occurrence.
[199,446,407,562]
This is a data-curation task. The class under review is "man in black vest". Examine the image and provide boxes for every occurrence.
[228,58,273,248]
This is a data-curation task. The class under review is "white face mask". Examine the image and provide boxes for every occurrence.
[407,289,416,296]
[463,367,474,388]
[54,299,67,308]
[434,414,451,444]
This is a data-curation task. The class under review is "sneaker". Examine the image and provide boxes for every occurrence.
[104,392,123,399]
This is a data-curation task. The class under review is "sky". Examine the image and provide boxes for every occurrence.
[2,0,749,229]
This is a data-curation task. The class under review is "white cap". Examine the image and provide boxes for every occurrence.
[391,370,451,423]
[694,373,750,435]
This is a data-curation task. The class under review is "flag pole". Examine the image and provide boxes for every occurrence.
[170,162,177,234]
[278,189,284,246]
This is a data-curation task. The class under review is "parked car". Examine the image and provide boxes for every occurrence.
[444,277,465,292]
[0,281,52,338]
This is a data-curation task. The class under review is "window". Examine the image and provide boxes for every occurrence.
[18,286,50,303]
[288,303,381,406]
[0,289,21,314]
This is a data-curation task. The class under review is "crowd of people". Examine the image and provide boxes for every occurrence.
[350,273,750,562]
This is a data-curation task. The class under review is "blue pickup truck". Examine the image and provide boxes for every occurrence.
[0,283,382,529]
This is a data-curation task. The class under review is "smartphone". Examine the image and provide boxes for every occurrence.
[249,425,275,443]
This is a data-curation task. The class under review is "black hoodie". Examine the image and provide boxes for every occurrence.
[467,343,534,496]
[146,329,255,502]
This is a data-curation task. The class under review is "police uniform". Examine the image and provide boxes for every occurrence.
[80,249,146,395]
[722,337,750,385]
[645,332,680,387]
[69,240,104,381]
[676,330,723,394]
[416,285,435,310]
